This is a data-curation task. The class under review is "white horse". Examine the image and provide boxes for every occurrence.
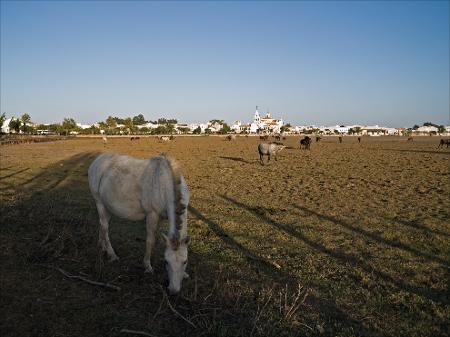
[88,152,190,294]
[159,136,170,142]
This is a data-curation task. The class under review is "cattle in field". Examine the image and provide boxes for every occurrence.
[88,153,190,295]
[437,139,450,148]
[258,142,286,165]
[300,136,312,150]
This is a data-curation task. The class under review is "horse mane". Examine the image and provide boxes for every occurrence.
[162,154,185,243]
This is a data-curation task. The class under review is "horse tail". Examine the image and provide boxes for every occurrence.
[164,155,185,241]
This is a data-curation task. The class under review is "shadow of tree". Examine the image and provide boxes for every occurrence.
[381,215,450,238]
[379,148,450,155]
[219,156,254,164]
[220,195,448,305]
[189,205,388,337]
[292,205,449,267]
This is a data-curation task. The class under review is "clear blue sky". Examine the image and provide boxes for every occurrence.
[1,1,449,127]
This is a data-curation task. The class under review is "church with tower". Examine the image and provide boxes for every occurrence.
[249,106,284,134]
[231,106,284,134]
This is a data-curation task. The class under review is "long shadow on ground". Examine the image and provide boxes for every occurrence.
[220,195,449,306]
[189,205,387,337]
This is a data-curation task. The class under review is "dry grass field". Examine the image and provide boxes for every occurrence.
[1,135,449,337]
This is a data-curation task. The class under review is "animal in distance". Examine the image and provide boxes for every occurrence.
[258,142,286,165]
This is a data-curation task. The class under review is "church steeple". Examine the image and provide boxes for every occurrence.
[254,106,260,123]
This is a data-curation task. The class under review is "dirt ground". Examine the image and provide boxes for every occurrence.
[1,135,449,337]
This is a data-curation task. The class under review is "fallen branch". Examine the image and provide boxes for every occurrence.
[55,266,121,291]
[120,328,158,337]
[162,289,196,328]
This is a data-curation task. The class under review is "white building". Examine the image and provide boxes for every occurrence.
[415,126,438,134]
[249,107,284,133]
[1,117,13,133]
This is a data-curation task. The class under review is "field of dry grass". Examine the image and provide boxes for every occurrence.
[1,135,449,337]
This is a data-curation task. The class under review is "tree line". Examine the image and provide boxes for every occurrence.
[0,113,232,135]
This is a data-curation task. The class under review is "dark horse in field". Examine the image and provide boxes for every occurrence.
[300,136,312,150]
[437,139,450,148]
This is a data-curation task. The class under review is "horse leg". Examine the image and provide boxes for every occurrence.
[96,201,118,261]
[143,211,159,273]
[259,153,264,165]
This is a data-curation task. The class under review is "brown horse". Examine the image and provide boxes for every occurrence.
[407,137,413,142]
[437,139,450,148]
[300,136,312,150]
[357,137,361,143]
[338,136,343,143]
[260,135,269,141]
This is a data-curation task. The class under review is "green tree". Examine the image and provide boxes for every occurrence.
[204,128,212,134]
[106,116,117,130]
[9,118,22,133]
[62,118,77,135]
[438,125,446,134]
[132,114,147,125]
[20,113,33,133]
[423,122,438,127]
[217,123,231,134]
[193,126,201,134]
[123,117,134,134]
[112,117,125,125]
[412,124,420,130]
[209,119,224,125]
[0,113,6,131]
[158,118,177,125]
[177,127,191,134]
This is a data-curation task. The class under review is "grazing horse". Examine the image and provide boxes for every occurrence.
[88,153,190,295]
[300,136,312,150]
[315,136,321,142]
[358,137,361,143]
[130,137,140,141]
[260,135,269,141]
[407,137,413,142]
[102,136,108,146]
[437,139,450,148]
[338,136,343,143]
[258,142,286,165]
[274,135,281,141]
[159,136,170,142]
